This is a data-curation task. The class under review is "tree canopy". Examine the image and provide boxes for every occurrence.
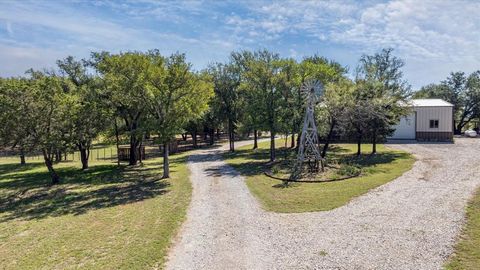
[1,47,466,185]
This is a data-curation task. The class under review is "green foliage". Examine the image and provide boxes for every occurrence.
[337,164,361,176]
[0,78,32,150]
[57,56,110,169]
[207,60,242,150]
[346,48,411,154]
[93,51,152,165]
[145,52,213,143]
[0,71,77,183]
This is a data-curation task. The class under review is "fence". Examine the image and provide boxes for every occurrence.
[0,135,223,162]
[0,147,120,162]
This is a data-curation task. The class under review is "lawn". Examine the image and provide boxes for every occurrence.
[445,188,480,270]
[0,150,191,269]
[224,140,415,213]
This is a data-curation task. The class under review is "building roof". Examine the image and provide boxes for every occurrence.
[410,99,454,107]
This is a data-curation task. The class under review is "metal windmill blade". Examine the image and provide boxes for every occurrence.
[301,80,324,104]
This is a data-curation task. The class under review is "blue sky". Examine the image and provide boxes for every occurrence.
[0,0,479,89]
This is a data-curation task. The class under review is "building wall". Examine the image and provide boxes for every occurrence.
[415,106,453,132]
[416,131,453,141]
[388,113,416,139]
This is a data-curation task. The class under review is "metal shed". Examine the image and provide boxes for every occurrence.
[388,99,454,141]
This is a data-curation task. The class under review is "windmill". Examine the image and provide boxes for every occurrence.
[290,80,325,180]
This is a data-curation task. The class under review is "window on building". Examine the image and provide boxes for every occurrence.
[429,119,439,128]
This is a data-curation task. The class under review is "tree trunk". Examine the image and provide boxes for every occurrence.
[181,133,187,141]
[42,149,60,185]
[19,148,26,165]
[454,123,462,135]
[138,140,143,163]
[114,118,120,166]
[290,132,295,148]
[191,131,198,148]
[228,118,234,152]
[79,145,89,170]
[372,130,377,155]
[270,131,276,162]
[321,120,336,158]
[55,150,62,162]
[253,129,258,149]
[209,129,214,145]
[129,134,138,166]
[296,131,301,149]
[162,142,169,178]
[357,133,362,156]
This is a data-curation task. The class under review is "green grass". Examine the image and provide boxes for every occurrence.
[0,152,191,269]
[445,188,480,270]
[224,140,415,213]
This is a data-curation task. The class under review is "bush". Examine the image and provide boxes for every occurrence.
[337,164,361,176]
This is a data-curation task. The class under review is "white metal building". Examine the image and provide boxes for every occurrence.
[388,99,454,141]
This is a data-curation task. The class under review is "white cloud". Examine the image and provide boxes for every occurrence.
[0,44,67,75]
[224,0,480,87]
[0,0,478,88]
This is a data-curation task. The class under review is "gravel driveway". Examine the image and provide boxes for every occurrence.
[165,138,480,270]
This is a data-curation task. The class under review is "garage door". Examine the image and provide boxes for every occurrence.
[388,113,416,139]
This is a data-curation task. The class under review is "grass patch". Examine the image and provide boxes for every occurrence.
[0,152,191,269]
[224,140,414,213]
[445,188,480,270]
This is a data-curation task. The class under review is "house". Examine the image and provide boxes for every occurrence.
[388,99,454,141]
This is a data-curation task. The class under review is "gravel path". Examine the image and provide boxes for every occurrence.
[165,138,480,270]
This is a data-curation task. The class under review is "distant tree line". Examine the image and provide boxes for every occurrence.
[0,51,213,184]
[10,48,479,186]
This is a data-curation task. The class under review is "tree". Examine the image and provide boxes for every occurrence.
[294,55,347,147]
[414,71,480,134]
[144,52,213,178]
[355,48,411,153]
[342,99,371,156]
[57,56,108,170]
[93,52,150,165]
[0,78,33,165]
[317,79,355,157]
[208,60,242,152]
[275,58,300,149]
[0,72,74,184]
[240,50,282,162]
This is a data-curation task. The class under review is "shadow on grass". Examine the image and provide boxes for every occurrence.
[0,162,45,177]
[336,152,410,168]
[223,145,411,182]
[0,161,173,222]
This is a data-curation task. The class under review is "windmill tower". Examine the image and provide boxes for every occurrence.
[290,80,325,180]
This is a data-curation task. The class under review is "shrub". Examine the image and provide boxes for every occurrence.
[337,164,361,176]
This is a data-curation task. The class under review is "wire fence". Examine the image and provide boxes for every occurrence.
[0,147,120,162]
[0,136,222,162]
